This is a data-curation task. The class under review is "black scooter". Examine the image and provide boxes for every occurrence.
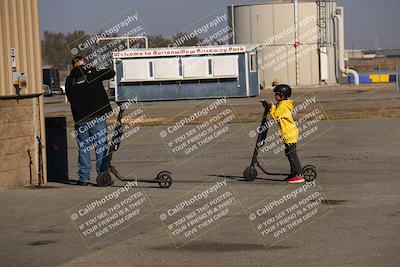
[243,100,317,182]
[96,103,172,188]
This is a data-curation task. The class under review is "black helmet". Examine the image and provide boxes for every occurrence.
[273,84,292,99]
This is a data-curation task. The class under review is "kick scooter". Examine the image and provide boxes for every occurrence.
[96,103,172,188]
[243,100,317,182]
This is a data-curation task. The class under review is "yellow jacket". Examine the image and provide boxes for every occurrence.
[269,100,298,144]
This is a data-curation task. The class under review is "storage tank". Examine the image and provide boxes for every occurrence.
[228,0,339,87]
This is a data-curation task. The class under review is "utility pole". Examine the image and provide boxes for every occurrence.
[375,36,381,82]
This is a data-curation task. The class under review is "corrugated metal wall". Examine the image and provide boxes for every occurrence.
[0,0,42,97]
[231,1,338,87]
[0,0,47,187]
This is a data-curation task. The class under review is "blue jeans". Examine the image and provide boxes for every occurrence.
[75,118,108,182]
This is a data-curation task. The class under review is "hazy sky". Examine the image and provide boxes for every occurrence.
[39,0,400,50]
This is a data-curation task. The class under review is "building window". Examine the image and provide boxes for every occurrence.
[250,53,257,72]
[179,57,183,76]
[149,61,154,78]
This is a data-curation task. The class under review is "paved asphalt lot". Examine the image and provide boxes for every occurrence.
[0,86,399,266]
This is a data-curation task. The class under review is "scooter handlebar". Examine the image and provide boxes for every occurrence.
[260,99,270,110]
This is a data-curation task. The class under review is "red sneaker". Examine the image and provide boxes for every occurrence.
[287,176,305,184]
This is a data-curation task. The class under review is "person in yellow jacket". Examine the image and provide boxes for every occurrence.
[268,84,304,184]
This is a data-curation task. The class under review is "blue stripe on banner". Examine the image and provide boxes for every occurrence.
[348,75,372,84]
[349,74,398,84]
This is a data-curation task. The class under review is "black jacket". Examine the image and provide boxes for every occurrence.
[66,67,115,123]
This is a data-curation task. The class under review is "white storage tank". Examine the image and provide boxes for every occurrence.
[228,0,340,87]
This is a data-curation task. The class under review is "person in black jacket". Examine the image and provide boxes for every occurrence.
[65,56,115,186]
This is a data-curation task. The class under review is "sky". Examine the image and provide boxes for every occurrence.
[39,0,400,50]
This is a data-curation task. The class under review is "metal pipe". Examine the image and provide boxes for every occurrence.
[396,66,399,92]
[32,97,39,185]
[334,7,359,85]
[28,150,33,185]
[38,94,47,184]
[332,14,339,82]
[231,5,236,44]
[96,36,149,49]
[294,0,300,86]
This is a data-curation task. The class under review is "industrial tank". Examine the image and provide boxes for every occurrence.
[228,0,339,87]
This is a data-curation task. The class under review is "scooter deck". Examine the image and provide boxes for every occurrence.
[109,166,172,188]
[256,160,289,176]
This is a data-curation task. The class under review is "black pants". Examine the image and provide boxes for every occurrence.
[285,143,302,176]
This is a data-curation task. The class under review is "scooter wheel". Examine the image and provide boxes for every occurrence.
[302,165,317,182]
[156,171,172,188]
[243,166,257,181]
[96,172,113,187]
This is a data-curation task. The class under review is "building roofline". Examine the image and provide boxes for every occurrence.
[229,0,338,8]
[121,44,259,53]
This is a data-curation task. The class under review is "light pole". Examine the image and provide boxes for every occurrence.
[396,66,399,93]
